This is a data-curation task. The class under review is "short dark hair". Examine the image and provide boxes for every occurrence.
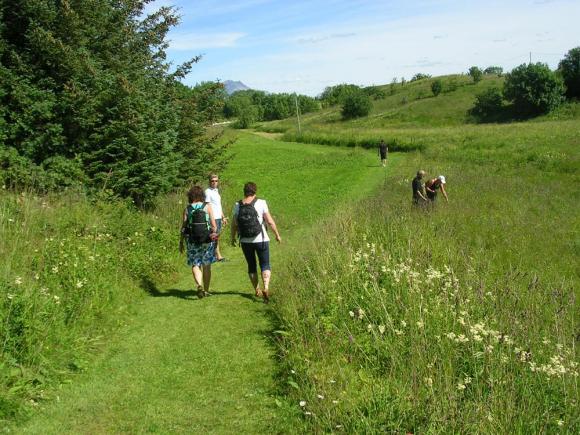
[187,185,205,203]
[243,182,257,197]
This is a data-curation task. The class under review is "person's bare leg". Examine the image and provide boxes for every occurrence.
[215,239,223,260]
[192,266,204,297]
[202,265,211,294]
[249,272,260,297]
[262,270,271,302]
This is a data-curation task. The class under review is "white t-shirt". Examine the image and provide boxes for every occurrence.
[233,198,270,243]
[204,187,223,219]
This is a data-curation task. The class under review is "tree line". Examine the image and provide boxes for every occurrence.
[223,90,320,128]
[0,0,226,207]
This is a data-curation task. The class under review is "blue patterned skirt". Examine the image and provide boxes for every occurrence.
[186,241,217,267]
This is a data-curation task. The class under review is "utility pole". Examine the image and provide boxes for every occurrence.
[294,93,301,134]
[529,52,532,64]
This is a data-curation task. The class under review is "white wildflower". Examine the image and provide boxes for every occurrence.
[394,329,403,336]
[349,311,355,318]
[424,377,433,387]
[416,320,424,329]
[378,325,386,334]
[14,276,23,286]
[457,383,466,391]
[317,394,324,400]
[299,401,306,407]
[76,280,84,289]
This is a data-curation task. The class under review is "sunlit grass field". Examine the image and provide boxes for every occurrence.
[268,102,579,431]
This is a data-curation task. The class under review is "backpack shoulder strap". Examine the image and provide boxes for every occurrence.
[250,197,258,206]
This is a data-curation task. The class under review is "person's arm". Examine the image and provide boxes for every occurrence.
[440,184,449,202]
[425,182,435,194]
[263,211,281,243]
[179,208,187,253]
[417,189,428,201]
[230,208,238,246]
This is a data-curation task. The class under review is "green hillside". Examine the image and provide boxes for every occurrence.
[258,74,580,135]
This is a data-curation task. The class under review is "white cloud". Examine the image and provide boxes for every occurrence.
[169,32,246,51]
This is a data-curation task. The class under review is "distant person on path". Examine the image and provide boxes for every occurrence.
[412,170,428,205]
[205,173,227,262]
[179,185,218,298]
[425,175,449,203]
[230,182,282,303]
[379,139,388,167]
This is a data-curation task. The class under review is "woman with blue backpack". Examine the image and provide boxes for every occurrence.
[230,182,282,303]
[179,185,219,298]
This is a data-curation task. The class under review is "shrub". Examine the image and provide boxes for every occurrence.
[410,73,431,82]
[468,66,483,83]
[484,66,503,76]
[470,87,504,120]
[431,80,443,96]
[446,78,459,93]
[558,46,580,99]
[341,92,372,119]
[503,63,564,115]
[319,84,361,107]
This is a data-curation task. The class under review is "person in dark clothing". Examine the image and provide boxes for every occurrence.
[378,140,388,167]
[412,170,428,205]
[425,175,449,203]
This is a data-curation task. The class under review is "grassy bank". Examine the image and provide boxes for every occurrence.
[0,191,182,423]
[271,121,579,431]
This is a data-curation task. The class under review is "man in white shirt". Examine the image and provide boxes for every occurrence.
[205,174,227,261]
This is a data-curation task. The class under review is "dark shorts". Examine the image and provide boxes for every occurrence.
[241,242,270,274]
[215,218,222,234]
[380,152,387,159]
[427,191,437,201]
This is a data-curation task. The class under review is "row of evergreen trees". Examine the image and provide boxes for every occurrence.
[0,0,226,206]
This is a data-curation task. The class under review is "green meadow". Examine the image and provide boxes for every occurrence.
[1,74,579,432]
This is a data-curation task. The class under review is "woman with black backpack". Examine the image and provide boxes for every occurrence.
[230,182,281,303]
[179,185,219,298]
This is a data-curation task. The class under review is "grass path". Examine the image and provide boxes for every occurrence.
[17,134,402,433]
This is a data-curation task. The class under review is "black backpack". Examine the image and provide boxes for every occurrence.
[237,198,263,238]
[183,203,211,244]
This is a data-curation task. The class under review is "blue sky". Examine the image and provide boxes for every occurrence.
[145,0,580,96]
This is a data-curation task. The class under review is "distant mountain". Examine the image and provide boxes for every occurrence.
[223,80,251,95]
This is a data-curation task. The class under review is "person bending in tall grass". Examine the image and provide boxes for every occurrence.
[230,182,282,303]
[179,185,218,298]
[425,175,449,203]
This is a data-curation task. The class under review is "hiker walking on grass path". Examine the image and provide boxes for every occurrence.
[205,173,227,262]
[379,139,388,167]
[231,182,282,303]
[425,175,449,203]
[412,170,428,205]
[179,185,219,299]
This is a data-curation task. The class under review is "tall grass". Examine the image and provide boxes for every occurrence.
[280,131,425,152]
[0,190,182,422]
[274,146,579,431]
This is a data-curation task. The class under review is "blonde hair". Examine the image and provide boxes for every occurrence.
[208,173,218,182]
